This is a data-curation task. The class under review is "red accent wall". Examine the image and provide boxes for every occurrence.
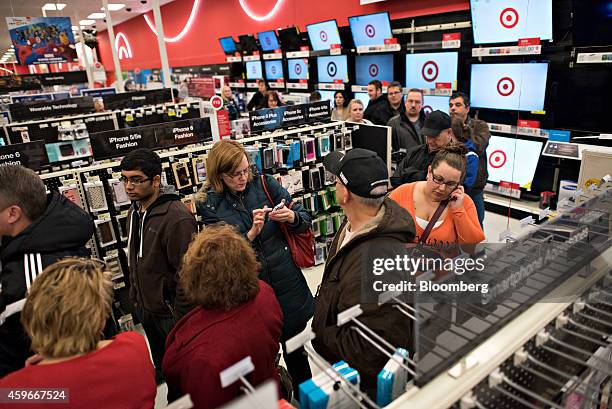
[98,0,468,73]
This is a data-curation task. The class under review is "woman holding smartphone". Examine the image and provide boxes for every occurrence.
[389,145,485,245]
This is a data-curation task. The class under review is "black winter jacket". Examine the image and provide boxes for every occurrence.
[390,144,435,188]
[0,192,93,376]
[197,174,314,340]
[364,95,395,126]
[388,110,426,154]
[312,198,415,391]
[466,117,491,192]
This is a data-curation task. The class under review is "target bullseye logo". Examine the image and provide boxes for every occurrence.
[489,150,507,169]
[294,63,302,75]
[423,105,433,114]
[265,36,272,46]
[271,65,277,75]
[327,62,337,78]
[368,64,379,77]
[497,77,515,96]
[365,24,376,38]
[421,61,439,82]
[320,31,328,42]
[251,65,257,74]
[500,7,519,29]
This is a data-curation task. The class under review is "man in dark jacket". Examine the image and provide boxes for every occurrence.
[0,165,93,376]
[364,80,393,126]
[390,110,454,187]
[313,148,416,394]
[247,80,269,111]
[120,149,197,381]
[450,91,490,226]
[388,88,426,159]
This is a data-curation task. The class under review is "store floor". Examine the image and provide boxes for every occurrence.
[151,210,525,407]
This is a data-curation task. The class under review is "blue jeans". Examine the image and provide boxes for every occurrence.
[469,190,485,228]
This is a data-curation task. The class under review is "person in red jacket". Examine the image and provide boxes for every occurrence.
[163,223,283,409]
[0,258,156,409]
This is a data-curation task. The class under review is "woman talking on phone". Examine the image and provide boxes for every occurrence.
[389,145,485,245]
[196,140,314,397]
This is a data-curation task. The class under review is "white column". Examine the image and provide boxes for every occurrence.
[74,11,95,89]
[151,0,173,92]
[103,0,125,92]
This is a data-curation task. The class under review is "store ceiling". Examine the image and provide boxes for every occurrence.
[0,0,175,63]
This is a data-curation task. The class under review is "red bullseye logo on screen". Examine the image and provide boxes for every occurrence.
[369,64,379,77]
[294,63,302,75]
[423,105,433,114]
[320,31,328,42]
[365,24,376,38]
[265,36,272,46]
[421,61,439,82]
[327,62,337,77]
[489,150,507,169]
[500,8,519,29]
[271,65,277,75]
[497,77,515,96]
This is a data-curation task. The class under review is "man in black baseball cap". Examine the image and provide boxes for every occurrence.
[313,148,415,394]
[390,110,454,187]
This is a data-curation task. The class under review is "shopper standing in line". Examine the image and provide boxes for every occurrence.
[363,80,392,125]
[386,81,406,119]
[247,79,269,111]
[0,165,93,377]
[331,90,348,121]
[387,88,426,156]
[312,148,415,395]
[390,110,454,187]
[197,140,314,396]
[264,90,283,108]
[449,91,490,227]
[163,224,283,409]
[221,85,241,120]
[346,99,373,124]
[0,258,156,409]
[120,148,197,383]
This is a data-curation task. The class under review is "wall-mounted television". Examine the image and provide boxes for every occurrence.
[245,60,263,80]
[264,60,284,80]
[317,55,348,83]
[307,20,342,51]
[258,30,280,52]
[486,135,544,190]
[355,54,394,86]
[348,12,393,47]
[219,36,237,54]
[288,59,309,80]
[405,52,458,90]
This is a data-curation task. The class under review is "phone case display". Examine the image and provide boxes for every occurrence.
[94,216,117,248]
[115,211,129,241]
[192,155,207,185]
[108,178,131,208]
[84,181,109,212]
[299,361,360,408]
[377,348,410,406]
[58,183,84,209]
[317,133,331,158]
[172,160,193,190]
[304,138,317,163]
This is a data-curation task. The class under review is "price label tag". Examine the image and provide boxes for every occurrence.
[442,33,461,49]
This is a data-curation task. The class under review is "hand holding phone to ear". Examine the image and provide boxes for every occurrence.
[448,185,465,210]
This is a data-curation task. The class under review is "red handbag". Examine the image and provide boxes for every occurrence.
[261,175,315,268]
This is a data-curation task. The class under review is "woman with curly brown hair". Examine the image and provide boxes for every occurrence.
[162,224,283,409]
[0,258,156,409]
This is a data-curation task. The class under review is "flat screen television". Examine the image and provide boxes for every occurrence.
[486,135,544,190]
[264,60,284,80]
[573,0,612,46]
[219,36,237,54]
[470,0,553,44]
[316,90,336,102]
[354,92,370,109]
[287,58,309,80]
[307,20,342,51]
[422,95,450,115]
[348,12,393,47]
[470,63,548,111]
[238,34,259,54]
[278,27,304,51]
[316,55,348,83]
[258,30,280,52]
[355,54,394,86]
[245,60,263,80]
[405,52,458,90]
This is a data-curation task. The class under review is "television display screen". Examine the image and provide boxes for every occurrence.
[422,95,450,115]
[219,37,237,54]
[258,30,280,52]
[317,55,348,83]
[348,12,393,47]
[238,34,259,54]
[307,20,342,51]
[573,0,612,46]
[486,135,543,190]
[405,52,458,90]
[264,60,284,80]
[278,27,303,52]
[354,92,370,109]
[288,59,309,80]
[355,54,394,86]
[245,60,263,80]
[470,0,553,44]
[317,90,336,102]
[470,63,548,111]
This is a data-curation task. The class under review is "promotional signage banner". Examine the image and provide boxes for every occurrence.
[8,97,95,122]
[90,117,212,160]
[249,101,330,133]
[101,89,175,110]
[0,140,49,170]
[38,71,88,86]
[6,17,77,65]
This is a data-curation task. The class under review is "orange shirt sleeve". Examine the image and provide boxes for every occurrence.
[449,195,486,244]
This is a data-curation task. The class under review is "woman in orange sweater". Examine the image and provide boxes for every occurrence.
[389,145,485,246]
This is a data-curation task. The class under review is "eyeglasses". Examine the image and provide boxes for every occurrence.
[407,99,422,105]
[227,167,250,180]
[119,176,150,186]
[431,171,460,189]
[388,91,402,96]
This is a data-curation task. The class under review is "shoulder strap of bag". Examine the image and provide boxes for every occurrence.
[260,175,274,207]
[418,200,449,244]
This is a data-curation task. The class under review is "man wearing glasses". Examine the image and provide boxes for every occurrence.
[120,148,197,384]
[390,110,454,187]
[387,87,426,157]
